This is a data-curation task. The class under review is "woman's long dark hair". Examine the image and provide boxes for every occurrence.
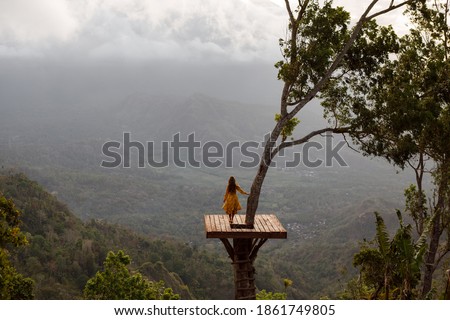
[227,176,236,193]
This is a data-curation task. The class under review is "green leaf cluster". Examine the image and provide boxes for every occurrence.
[0,195,28,248]
[352,211,426,299]
[331,1,450,166]
[276,0,351,103]
[0,193,34,299]
[0,249,34,299]
[256,289,287,300]
[83,250,179,300]
[256,278,292,300]
[275,113,300,141]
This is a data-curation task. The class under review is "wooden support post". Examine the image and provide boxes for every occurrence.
[219,237,269,299]
[220,238,234,260]
[232,238,255,300]
[205,214,287,300]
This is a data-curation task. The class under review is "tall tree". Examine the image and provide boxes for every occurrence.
[0,194,34,299]
[83,250,179,300]
[245,0,416,226]
[333,0,450,297]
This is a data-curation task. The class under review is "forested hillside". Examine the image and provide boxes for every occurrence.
[5,171,354,299]
[1,170,413,299]
[0,172,230,299]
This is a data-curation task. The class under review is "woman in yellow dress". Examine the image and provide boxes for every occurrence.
[222,176,249,223]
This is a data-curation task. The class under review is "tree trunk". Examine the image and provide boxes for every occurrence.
[422,162,449,298]
[421,209,441,297]
[245,124,283,226]
[245,161,271,226]
[384,270,390,300]
[232,239,256,299]
[402,278,412,300]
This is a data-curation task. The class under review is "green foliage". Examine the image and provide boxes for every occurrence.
[283,278,293,289]
[0,173,200,299]
[338,277,372,300]
[84,250,179,300]
[321,19,399,128]
[256,289,287,300]
[0,193,34,299]
[276,0,351,102]
[275,114,300,141]
[337,1,450,168]
[0,194,28,248]
[337,0,450,297]
[256,278,293,300]
[404,184,427,233]
[275,0,399,112]
[352,211,426,299]
[0,249,34,299]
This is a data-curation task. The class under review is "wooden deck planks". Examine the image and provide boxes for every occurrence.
[254,216,266,233]
[262,215,276,233]
[204,214,287,239]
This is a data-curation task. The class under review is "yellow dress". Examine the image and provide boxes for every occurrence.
[222,185,248,215]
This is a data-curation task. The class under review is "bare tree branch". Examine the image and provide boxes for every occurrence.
[297,0,310,22]
[284,0,295,25]
[287,100,301,106]
[443,0,449,60]
[342,133,361,153]
[366,1,411,20]
[281,0,311,116]
[271,126,352,158]
[434,246,450,271]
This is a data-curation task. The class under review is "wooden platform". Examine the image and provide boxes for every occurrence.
[204,214,287,239]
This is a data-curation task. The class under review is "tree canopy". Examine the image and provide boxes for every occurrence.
[0,193,34,299]
[83,250,179,300]
[245,0,415,225]
[333,0,450,297]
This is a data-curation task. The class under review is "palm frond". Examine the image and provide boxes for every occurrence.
[374,212,391,259]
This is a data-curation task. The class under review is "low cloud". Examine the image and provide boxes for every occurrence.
[0,0,78,43]
[0,0,285,62]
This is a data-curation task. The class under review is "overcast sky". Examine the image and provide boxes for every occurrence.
[0,0,412,105]
[0,0,286,61]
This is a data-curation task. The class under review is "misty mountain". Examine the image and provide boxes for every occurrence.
[111,92,275,142]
